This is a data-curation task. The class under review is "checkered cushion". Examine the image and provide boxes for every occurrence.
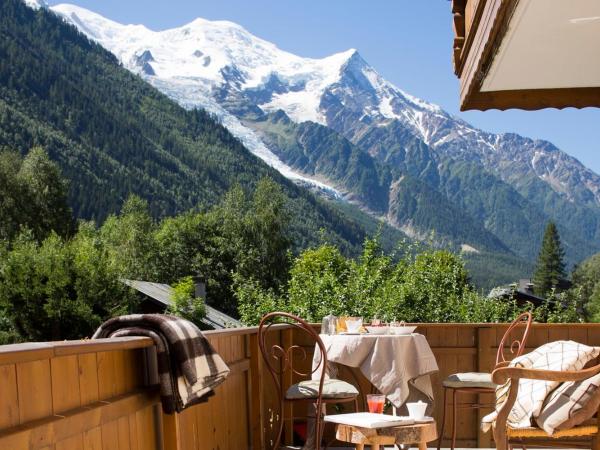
[482,341,600,432]
[537,373,600,435]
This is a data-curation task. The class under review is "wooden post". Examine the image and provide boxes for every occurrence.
[283,328,294,446]
[477,326,494,448]
[247,333,265,450]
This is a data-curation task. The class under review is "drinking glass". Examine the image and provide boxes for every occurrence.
[367,394,386,414]
[345,317,363,333]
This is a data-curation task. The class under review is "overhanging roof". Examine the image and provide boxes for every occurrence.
[451,0,600,111]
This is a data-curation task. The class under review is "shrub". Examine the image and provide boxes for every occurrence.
[236,237,521,325]
[0,227,136,341]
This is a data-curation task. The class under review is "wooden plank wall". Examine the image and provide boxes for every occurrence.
[167,327,284,450]
[0,337,162,450]
[163,329,251,450]
[3,323,600,450]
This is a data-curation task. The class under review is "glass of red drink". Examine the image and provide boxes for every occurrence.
[367,394,386,414]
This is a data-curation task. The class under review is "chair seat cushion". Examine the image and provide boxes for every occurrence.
[285,379,359,400]
[442,372,496,389]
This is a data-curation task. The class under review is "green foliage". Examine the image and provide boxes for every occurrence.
[285,244,351,320]
[167,276,205,325]
[0,0,376,259]
[568,253,600,321]
[94,178,292,318]
[237,237,523,325]
[234,274,282,326]
[533,222,566,297]
[0,147,72,241]
[100,196,156,280]
[0,227,136,342]
[213,178,291,294]
[533,289,582,323]
[0,176,297,341]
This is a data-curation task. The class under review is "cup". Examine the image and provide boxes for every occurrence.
[406,401,427,420]
[367,394,386,414]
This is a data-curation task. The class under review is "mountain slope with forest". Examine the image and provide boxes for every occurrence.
[0,0,397,254]
[49,3,600,272]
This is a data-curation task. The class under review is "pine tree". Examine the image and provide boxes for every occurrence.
[533,222,566,296]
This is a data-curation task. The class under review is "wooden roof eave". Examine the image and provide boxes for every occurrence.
[455,0,600,111]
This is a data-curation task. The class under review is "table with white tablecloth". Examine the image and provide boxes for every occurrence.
[312,333,439,413]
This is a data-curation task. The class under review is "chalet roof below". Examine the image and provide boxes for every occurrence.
[122,279,242,330]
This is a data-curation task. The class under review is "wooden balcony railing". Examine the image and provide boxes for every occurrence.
[1,323,600,449]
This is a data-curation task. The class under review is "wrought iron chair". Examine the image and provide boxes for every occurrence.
[437,311,533,450]
[258,312,360,450]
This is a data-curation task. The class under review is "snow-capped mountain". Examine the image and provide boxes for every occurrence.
[50,4,346,196]
[46,2,600,264]
[50,3,600,208]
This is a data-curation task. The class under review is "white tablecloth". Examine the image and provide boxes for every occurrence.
[312,334,439,410]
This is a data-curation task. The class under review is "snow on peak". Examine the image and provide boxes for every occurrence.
[50,3,442,132]
[50,3,344,197]
[51,4,355,118]
[23,0,47,10]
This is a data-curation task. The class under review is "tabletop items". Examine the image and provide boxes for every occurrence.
[367,394,386,413]
[321,314,417,336]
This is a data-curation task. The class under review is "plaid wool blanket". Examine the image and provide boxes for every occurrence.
[482,340,600,433]
[93,314,230,413]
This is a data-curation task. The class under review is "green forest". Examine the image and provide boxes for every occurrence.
[1,148,596,345]
[0,0,391,256]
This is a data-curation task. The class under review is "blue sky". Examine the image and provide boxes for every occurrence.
[50,0,600,174]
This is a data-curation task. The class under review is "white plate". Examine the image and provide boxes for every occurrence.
[325,412,414,428]
[365,326,388,335]
[389,326,417,335]
[339,332,361,335]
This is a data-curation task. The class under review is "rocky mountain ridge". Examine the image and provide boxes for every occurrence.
[48,2,600,265]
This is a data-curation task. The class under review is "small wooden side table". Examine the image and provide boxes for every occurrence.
[335,420,437,450]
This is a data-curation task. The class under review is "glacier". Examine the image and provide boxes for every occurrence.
[46,2,600,208]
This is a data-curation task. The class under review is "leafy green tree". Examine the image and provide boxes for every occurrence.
[234,274,282,326]
[206,178,292,315]
[0,148,72,241]
[152,212,213,283]
[236,237,520,325]
[19,147,73,239]
[100,195,156,280]
[167,276,205,326]
[0,228,135,341]
[569,252,600,321]
[285,244,350,320]
[246,178,292,289]
[533,289,582,323]
[532,222,566,297]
